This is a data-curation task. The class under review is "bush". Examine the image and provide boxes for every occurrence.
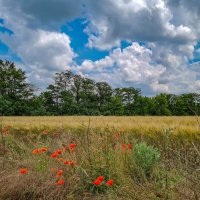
[134,143,160,176]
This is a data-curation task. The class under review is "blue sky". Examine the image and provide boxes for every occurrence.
[0,0,200,95]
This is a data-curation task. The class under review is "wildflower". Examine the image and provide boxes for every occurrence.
[32,149,39,154]
[51,152,58,158]
[93,179,101,186]
[69,161,74,166]
[56,150,62,154]
[20,168,28,174]
[121,144,126,149]
[63,147,69,151]
[57,179,64,186]
[57,169,63,177]
[106,180,113,186]
[37,149,42,154]
[64,160,69,165]
[97,176,104,181]
[41,147,48,152]
[128,144,132,149]
[69,143,76,148]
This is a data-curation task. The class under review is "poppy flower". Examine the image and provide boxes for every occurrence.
[64,160,69,165]
[106,180,113,186]
[57,179,64,186]
[51,152,58,158]
[57,170,63,177]
[69,143,76,148]
[97,176,104,181]
[20,168,28,174]
[63,147,69,151]
[37,149,42,154]
[128,144,132,149]
[32,149,39,154]
[56,150,62,154]
[69,161,74,166]
[121,144,126,149]
[41,147,48,152]
[93,179,101,186]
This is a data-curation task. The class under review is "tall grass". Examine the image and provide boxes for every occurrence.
[0,117,199,199]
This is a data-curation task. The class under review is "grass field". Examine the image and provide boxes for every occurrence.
[0,116,200,200]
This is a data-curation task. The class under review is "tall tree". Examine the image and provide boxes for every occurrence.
[0,60,35,115]
[96,82,112,114]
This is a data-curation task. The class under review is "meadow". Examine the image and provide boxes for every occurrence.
[0,116,200,200]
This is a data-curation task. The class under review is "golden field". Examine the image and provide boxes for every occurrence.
[0,116,200,200]
[1,116,200,130]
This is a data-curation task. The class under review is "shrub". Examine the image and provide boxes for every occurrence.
[134,143,160,176]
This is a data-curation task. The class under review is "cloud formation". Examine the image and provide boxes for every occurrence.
[85,0,195,49]
[0,0,200,94]
[0,0,80,89]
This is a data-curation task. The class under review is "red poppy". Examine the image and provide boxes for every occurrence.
[63,147,69,151]
[41,147,48,152]
[64,160,69,165]
[69,143,76,148]
[56,150,62,154]
[20,168,28,174]
[57,170,63,177]
[121,144,126,149]
[37,149,42,154]
[69,161,74,166]
[93,179,101,186]
[97,176,104,181]
[57,179,64,186]
[32,149,39,154]
[106,180,113,186]
[51,152,58,158]
[128,144,132,149]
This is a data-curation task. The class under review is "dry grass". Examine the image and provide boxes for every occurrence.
[1,116,199,130]
[0,116,200,199]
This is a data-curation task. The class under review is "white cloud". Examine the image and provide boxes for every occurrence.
[85,0,195,50]
[0,28,76,89]
[0,0,79,89]
[76,43,166,93]
[76,42,200,94]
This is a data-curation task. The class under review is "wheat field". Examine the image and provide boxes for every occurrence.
[1,116,200,130]
[0,116,200,200]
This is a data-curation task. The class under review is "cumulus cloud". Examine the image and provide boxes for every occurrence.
[76,42,200,94]
[76,43,167,93]
[0,0,80,89]
[1,28,76,89]
[85,0,195,50]
[0,0,83,30]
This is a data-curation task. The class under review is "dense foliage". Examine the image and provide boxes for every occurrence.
[1,60,200,116]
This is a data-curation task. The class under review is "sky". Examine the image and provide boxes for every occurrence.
[0,0,200,95]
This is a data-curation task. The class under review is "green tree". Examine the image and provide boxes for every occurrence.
[96,82,112,114]
[0,60,35,115]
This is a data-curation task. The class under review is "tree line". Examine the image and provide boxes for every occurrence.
[1,60,200,116]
